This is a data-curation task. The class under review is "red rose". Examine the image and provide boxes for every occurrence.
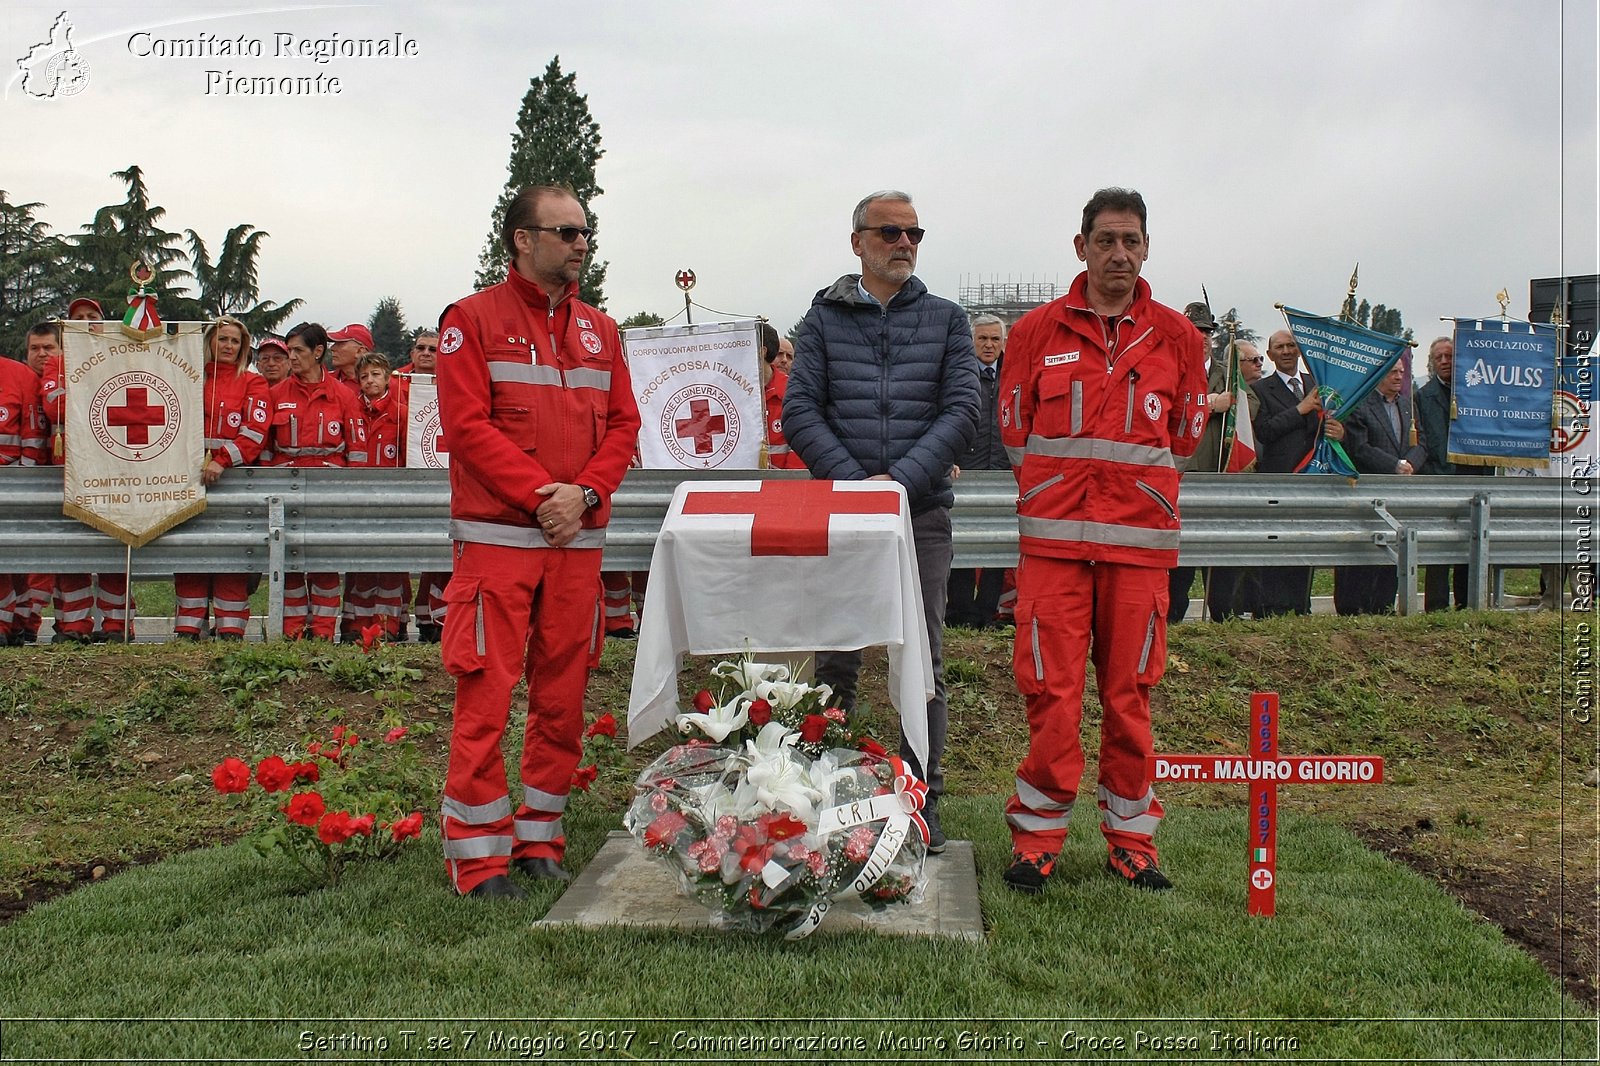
[571,764,599,791]
[291,760,320,784]
[857,736,888,760]
[284,791,326,826]
[390,812,424,841]
[799,715,829,743]
[585,712,618,739]
[746,699,772,727]
[211,757,251,794]
[384,727,408,744]
[692,689,715,712]
[643,811,688,850]
[254,755,295,793]
[349,814,376,837]
[318,810,357,845]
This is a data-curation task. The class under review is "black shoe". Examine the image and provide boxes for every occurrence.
[923,808,947,855]
[466,875,526,900]
[1107,846,1173,891]
[173,631,202,642]
[607,627,636,640]
[1003,850,1056,894]
[52,631,92,645]
[217,632,244,642]
[90,630,110,644]
[512,857,571,883]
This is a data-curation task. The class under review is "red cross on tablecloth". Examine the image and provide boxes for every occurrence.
[107,387,167,446]
[679,480,902,556]
[673,398,726,456]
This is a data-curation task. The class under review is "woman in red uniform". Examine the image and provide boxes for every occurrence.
[173,317,272,639]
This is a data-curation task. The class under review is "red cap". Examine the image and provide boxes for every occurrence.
[67,297,104,319]
[328,324,373,348]
[256,337,289,356]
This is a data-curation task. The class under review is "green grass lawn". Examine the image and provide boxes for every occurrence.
[0,796,1587,1062]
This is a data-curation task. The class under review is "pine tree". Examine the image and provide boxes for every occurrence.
[186,223,303,336]
[368,297,408,359]
[0,191,75,358]
[68,165,192,318]
[618,311,665,330]
[474,56,607,306]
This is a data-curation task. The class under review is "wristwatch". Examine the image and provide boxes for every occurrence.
[580,485,601,510]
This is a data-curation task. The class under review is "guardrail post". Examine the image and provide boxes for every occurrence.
[267,495,285,640]
[1395,526,1420,616]
[1468,493,1491,609]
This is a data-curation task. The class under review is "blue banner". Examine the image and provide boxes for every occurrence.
[1447,320,1557,466]
[1281,307,1410,476]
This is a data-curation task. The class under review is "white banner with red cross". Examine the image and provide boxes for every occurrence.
[403,374,449,469]
[61,322,206,547]
[624,320,763,470]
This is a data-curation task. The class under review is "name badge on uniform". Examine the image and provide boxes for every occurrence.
[1043,351,1079,367]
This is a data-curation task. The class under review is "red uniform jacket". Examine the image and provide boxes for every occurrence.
[999,273,1208,568]
[763,369,804,469]
[363,387,403,468]
[0,358,46,466]
[39,354,66,465]
[204,361,271,470]
[437,268,641,548]
[261,370,369,467]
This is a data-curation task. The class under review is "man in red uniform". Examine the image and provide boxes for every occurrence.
[0,349,47,645]
[326,324,372,395]
[998,188,1208,894]
[393,330,450,641]
[436,185,641,899]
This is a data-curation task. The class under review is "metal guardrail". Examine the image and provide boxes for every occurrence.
[0,467,1587,618]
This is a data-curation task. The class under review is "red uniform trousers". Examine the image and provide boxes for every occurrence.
[439,541,603,894]
[600,571,636,634]
[0,575,32,641]
[51,575,96,637]
[283,573,341,640]
[13,575,50,639]
[342,572,411,639]
[996,568,1018,623]
[1005,556,1168,860]
[174,574,251,638]
[413,571,451,629]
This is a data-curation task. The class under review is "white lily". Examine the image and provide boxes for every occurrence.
[743,746,824,822]
[805,749,857,807]
[756,677,832,711]
[712,658,789,696]
[674,697,749,743]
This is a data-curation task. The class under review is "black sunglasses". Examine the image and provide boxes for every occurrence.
[858,224,925,245]
[522,225,594,243]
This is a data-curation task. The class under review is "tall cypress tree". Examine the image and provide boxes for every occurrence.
[474,56,607,307]
[368,296,408,359]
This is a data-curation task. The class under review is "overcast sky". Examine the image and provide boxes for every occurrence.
[4,1,1596,354]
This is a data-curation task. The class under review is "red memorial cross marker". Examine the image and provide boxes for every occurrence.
[107,387,167,446]
[674,398,726,456]
[680,481,901,556]
[1149,691,1383,917]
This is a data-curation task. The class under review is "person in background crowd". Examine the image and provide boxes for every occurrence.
[13,324,58,644]
[173,317,271,641]
[785,188,980,856]
[254,337,291,385]
[997,187,1208,895]
[340,352,410,642]
[759,321,804,471]
[1415,336,1477,610]
[261,322,369,639]
[1167,301,1226,623]
[66,297,103,323]
[946,313,1010,628]
[0,342,47,646]
[1334,360,1418,615]
[394,328,449,640]
[773,336,795,374]
[326,324,372,395]
[435,185,641,899]
[1206,340,1265,620]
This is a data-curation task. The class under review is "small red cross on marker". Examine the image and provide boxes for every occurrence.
[680,481,902,556]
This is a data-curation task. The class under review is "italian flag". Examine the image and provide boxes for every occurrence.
[1223,341,1256,473]
[1254,847,1269,862]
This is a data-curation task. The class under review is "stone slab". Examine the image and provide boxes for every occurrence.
[539,831,983,941]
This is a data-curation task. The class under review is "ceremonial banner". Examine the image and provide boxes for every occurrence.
[1447,319,1558,467]
[61,322,205,546]
[625,320,763,469]
[1506,346,1598,482]
[403,374,448,468]
[1281,306,1409,477]
[1222,339,1256,473]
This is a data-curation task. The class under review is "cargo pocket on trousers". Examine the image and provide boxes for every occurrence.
[440,577,487,677]
[1011,601,1046,697]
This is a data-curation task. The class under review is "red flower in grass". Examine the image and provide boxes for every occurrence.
[857,736,888,760]
[349,814,376,837]
[799,714,830,743]
[318,810,358,845]
[360,624,383,653]
[585,712,618,739]
[390,812,424,841]
[291,760,320,784]
[384,727,408,744]
[254,755,295,793]
[284,791,326,826]
[571,764,598,792]
[211,757,252,794]
[692,689,715,712]
[746,699,772,727]
[643,811,688,850]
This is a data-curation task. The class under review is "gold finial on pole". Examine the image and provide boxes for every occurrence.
[1339,263,1360,322]
[1495,288,1511,317]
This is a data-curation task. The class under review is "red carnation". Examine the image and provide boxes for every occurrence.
[571,764,599,791]
[254,755,295,793]
[349,813,376,837]
[857,736,888,760]
[824,706,847,724]
[692,689,715,712]
[211,757,251,794]
[390,812,424,842]
[643,811,689,850]
[746,699,773,727]
[384,726,408,744]
[291,760,320,784]
[799,714,830,743]
[318,810,357,845]
[360,623,383,653]
[284,791,326,826]
[585,712,618,739]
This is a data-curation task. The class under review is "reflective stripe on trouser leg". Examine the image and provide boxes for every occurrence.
[1089,561,1168,859]
[440,793,514,894]
[53,575,94,635]
[1005,555,1094,852]
[282,573,310,638]
[374,574,408,636]
[18,575,49,631]
[601,571,635,633]
[212,574,251,637]
[0,577,15,634]
[174,574,211,635]
[96,573,133,636]
[516,545,602,860]
[342,574,375,628]
[307,574,341,639]
[416,571,450,625]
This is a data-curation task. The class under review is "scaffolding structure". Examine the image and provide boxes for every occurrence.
[957,276,1063,325]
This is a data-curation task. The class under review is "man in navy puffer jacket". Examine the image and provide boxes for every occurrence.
[784,189,980,854]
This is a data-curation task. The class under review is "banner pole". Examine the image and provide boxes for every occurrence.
[123,543,132,644]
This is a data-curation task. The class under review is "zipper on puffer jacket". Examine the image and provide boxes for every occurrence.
[1135,479,1177,521]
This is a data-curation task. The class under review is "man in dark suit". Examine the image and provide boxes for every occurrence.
[1334,361,1420,614]
[1251,329,1343,615]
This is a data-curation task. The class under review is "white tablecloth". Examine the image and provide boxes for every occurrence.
[627,479,934,768]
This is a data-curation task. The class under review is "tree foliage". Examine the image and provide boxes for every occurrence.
[1348,297,1413,341]
[0,192,76,358]
[368,297,408,359]
[475,56,608,306]
[618,310,665,330]
[186,223,303,337]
